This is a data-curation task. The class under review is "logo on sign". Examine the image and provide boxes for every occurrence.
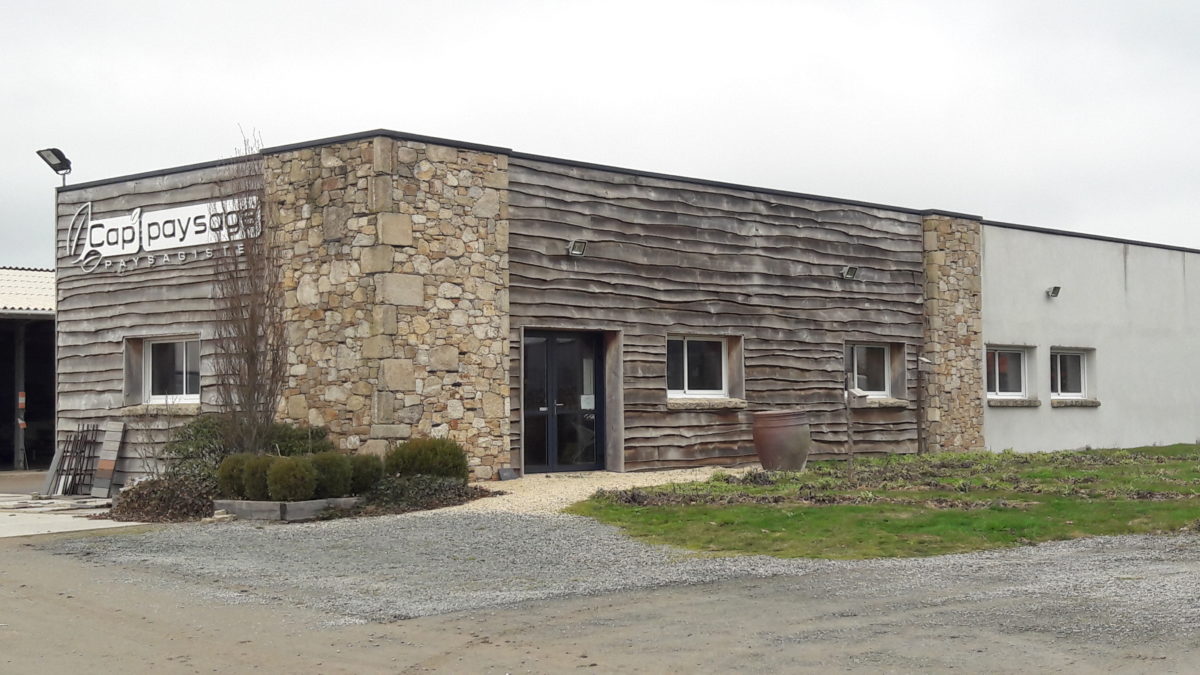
[64,198,260,273]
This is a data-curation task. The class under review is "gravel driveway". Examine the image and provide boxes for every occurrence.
[43,472,1200,648]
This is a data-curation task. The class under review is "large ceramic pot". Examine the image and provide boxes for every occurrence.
[751,410,812,471]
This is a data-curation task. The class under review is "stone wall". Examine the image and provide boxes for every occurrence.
[265,136,511,479]
[921,213,984,453]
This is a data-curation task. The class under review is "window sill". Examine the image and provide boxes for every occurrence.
[852,397,908,409]
[666,397,748,411]
[1051,398,1101,408]
[987,397,1041,408]
[118,403,203,416]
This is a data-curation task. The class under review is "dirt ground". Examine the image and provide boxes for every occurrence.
[4,532,1199,674]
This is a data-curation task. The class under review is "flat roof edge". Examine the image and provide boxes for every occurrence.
[510,151,980,218]
[259,129,512,157]
[982,220,1200,256]
[58,155,257,194]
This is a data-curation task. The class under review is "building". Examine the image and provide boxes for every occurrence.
[47,129,1200,488]
[0,267,55,471]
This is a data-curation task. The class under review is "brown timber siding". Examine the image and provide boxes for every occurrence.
[507,158,925,470]
[55,161,252,486]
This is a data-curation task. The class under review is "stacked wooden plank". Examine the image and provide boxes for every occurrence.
[88,421,126,497]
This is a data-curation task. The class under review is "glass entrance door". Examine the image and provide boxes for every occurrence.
[523,331,603,472]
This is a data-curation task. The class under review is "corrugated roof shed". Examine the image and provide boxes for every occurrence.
[0,267,55,315]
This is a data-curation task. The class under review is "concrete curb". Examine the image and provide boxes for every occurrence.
[213,497,359,522]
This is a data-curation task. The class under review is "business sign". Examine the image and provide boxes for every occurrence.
[64,198,260,273]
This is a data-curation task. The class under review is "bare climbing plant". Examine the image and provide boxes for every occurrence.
[210,133,287,454]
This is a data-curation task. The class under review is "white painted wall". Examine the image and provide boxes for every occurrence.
[982,225,1200,451]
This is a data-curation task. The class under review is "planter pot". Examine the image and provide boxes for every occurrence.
[751,410,813,471]
[213,497,360,522]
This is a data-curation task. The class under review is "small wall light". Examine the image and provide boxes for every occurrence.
[839,266,859,280]
[36,148,72,186]
[1046,286,1061,298]
[566,240,587,257]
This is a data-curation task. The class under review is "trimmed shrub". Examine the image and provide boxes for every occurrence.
[384,437,470,483]
[267,456,317,502]
[163,415,230,485]
[349,453,384,495]
[310,452,352,499]
[111,475,215,522]
[242,455,278,501]
[265,423,335,456]
[361,474,490,514]
[216,453,252,499]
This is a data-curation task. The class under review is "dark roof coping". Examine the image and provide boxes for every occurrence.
[982,220,1200,256]
[58,156,255,193]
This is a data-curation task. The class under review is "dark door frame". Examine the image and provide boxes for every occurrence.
[521,329,606,473]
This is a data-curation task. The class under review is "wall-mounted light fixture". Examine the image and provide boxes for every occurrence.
[566,240,587,257]
[1046,286,1061,298]
[36,148,72,186]
[839,266,859,280]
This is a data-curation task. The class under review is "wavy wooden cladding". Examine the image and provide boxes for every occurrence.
[55,163,249,481]
[507,158,925,470]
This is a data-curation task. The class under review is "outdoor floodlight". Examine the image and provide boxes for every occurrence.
[36,148,72,186]
[1046,286,1061,298]
[839,266,859,280]
[566,239,587,257]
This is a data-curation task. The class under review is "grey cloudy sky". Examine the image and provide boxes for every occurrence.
[3,0,1198,269]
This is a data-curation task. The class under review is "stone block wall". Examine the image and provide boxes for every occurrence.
[265,136,511,479]
[921,213,984,453]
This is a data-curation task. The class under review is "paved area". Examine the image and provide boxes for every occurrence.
[0,471,141,538]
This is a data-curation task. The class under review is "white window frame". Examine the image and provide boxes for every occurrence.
[846,343,891,398]
[1050,350,1086,399]
[143,336,201,405]
[667,336,728,398]
[986,347,1027,398]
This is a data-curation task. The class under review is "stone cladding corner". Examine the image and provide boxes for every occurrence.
[265,137,510,479]
[921,214,984,453]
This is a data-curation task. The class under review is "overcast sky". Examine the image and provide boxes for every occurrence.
[3,0,1198,269]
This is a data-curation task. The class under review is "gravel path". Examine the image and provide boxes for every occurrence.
[39,467,1200,644]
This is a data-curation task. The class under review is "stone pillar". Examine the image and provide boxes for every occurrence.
[266,136,510,479]
[921,212,984,453]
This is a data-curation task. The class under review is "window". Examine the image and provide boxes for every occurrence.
[986,348,1026,397]
[144,337,200,404]
[1050,351,1085,398]
[845,344,890,397]
[667,336,727,397]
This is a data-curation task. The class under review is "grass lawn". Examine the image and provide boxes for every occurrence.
[566,445,1200,559]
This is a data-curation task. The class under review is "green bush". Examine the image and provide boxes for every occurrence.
[163,415,230,485]
[267,456,317,502]
[384,437,470,483]
[362,474,489,513]
[111,475,215,522]
[242,455,278,501]
[265,423,335,456]
[216,453,253,499]
[310,452,352,499]
[349,453,384,495]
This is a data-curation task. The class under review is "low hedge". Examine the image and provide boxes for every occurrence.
[216,453,252,499]
[349,453,384,495]
[310,452,352,499]
[267,456,317,502]
[241,455,278,501]
[384,438,470,482]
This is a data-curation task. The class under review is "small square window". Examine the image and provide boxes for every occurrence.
[845,344,891,397]
[667,336,727,397]
[1051,351,1086,398]
[986,348,1027,397]
[144,337,201,404]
